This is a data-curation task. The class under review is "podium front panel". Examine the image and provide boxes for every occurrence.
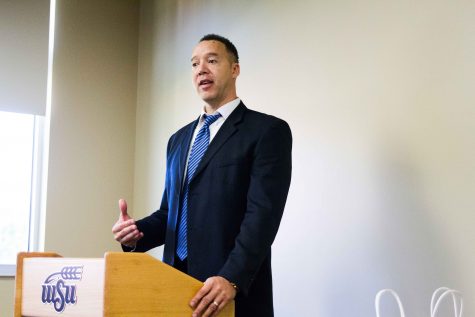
[22,258,104,317]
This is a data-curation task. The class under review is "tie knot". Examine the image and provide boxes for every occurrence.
[203,113,221,127]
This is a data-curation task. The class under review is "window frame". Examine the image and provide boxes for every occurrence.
[0,115,46,277]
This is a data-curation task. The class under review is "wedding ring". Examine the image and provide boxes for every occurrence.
[213,301,220,307]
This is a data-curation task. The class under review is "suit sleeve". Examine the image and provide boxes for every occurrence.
[218,119,292,295]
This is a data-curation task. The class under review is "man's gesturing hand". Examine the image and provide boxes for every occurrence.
[111,199,143,248]
[190,276,237,317]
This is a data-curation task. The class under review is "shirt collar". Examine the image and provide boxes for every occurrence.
[199,98,241,122]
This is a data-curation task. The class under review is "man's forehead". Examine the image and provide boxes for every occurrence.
[191,40,226,60]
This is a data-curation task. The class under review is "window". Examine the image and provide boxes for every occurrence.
[0,111,44,276]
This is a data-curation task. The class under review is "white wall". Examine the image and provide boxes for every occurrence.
[44,0,138,257]
[0,1,139,315]
[135,0,475,316]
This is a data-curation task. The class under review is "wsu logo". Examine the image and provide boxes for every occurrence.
[41,266,83,313]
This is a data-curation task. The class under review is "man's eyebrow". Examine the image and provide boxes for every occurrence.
[190,52,219,62]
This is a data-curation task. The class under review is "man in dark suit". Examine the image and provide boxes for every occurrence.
[112,34,292,317]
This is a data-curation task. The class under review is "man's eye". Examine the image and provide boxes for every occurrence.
[208,59,217,64]
[192,62,198,67]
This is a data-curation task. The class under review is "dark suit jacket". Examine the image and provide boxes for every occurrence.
[129,102,292,317]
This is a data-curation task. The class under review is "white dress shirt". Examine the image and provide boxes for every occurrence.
[191,98,241,144]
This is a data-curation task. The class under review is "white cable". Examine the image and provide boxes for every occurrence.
[431,287,463,317]
[431,287,451,316]
[375,289,406,317]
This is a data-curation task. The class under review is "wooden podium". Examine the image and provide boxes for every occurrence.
[14,252,235,317]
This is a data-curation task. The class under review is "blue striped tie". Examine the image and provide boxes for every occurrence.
[177,113,221,260]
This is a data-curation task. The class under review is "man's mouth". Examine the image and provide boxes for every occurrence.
[199,79,214,88]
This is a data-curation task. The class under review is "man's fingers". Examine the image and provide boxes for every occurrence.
[113,222,136,240]
[202,299,221,317]
[112,199,142,248]
[190,281,212,308]
[192,292,219,317]
[190,281,214,317]
[191,277,237,317]
[112,218,135,235]
[117,227,143,246]
[210,299,225,317]
[118,198,129,220]
[112,220,143,245]
[203,293,227,317]
[118,229,142,246]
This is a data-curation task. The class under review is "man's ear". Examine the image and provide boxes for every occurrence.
[232,63,240,79]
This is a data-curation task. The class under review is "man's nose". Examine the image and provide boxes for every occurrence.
[197,64,209,76]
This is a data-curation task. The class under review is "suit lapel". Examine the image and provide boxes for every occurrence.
[189,103,246,185]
